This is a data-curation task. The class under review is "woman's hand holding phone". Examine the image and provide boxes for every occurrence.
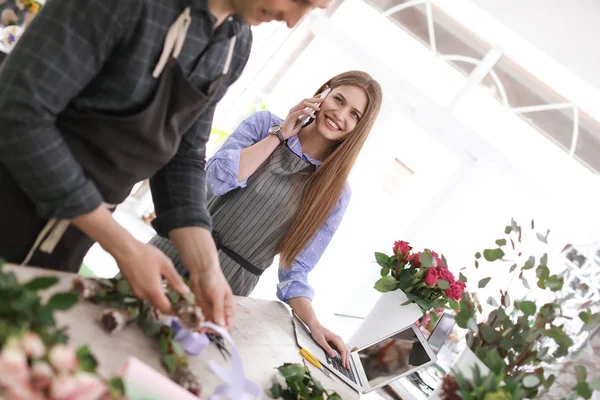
[280,87,330,138]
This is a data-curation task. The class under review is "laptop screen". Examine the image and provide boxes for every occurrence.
[356,325,432,388]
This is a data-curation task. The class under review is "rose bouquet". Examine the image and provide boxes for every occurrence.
[0,260,125,400]
[374,240,466,323]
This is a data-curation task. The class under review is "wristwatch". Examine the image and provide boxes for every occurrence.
[268,125,285,144]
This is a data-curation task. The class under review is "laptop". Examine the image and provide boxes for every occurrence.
[293,314,437,394]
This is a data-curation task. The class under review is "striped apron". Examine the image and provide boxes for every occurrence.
[150,143,316,296]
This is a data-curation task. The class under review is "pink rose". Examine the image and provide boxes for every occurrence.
[31,361,53,391]
[0,347,29,388]
[437,267,455,284]
[21,332,46,359]
[425,268,439,286]
[393,240,412,257]
[4,385,46,400]
[445,281,466,301]
[69,372,109,400]
[49,344,78,373]
[410,253,422,268]
[51,374,78,400]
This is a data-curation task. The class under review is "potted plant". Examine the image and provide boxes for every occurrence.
[350,241,467,350]
[439,220,600,399]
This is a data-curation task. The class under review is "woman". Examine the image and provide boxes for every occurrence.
[151,71,383,368]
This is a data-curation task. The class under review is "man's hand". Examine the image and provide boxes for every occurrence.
[116,242,190,314]
[188,267,235,331]
[169,226,235,331]
[310,323,350,370]
[71,206,190,315]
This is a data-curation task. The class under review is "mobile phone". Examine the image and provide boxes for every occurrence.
[295,87,332,129]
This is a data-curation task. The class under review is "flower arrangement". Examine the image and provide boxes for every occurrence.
[71,276,206,397]
[0,259,125,400]
[269,363,341,400]
[374,240,466,323]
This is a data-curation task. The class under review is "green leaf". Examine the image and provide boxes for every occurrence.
[536,232,548,244]
[536,265,550,280]
[459,273,467,283]
[502,292,511,308]
[380,267,390,277]
[23,277,59,291]
[485,351,506,375]
[45,292,79,311]
[108,377,126,395]
[396,269,413,290]
[467,318,478,333]
[419,252,434,268]
[448,299,460,310]
[521,277,530,289]
[519,300,537,316]
[478,277,491,288]
[454,310,470,329]
[504,226,511,234]
[429,311,438,327]
[522,256,536,270]
[481,325,497,344]
[487,297,498,307]
[544,374,556,389]
[575,365,587,383]
[495,239,507,247]
[483,248,504,262]
[76,345,98,372]
[579,310,592,324]
[375,252,390,268]
[475,252,481,259]
[509,263,518,273]
[441,254,448,268]
[374,276,397,293]
[437,279,450,290]
[162,354,177,374]
[590,374,600,390]
[575,381,593,399]
[540,253,548,266]
[546,275,564,291]
[522,375,541,388]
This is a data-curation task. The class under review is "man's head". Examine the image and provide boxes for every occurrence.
[231,0,333,28]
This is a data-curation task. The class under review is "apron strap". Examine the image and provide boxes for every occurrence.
[21,203,117,266]
[152,7,193,78]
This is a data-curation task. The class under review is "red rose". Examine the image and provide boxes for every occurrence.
[431,250,444,267]
[425,268,439,286]
[437,267,455,284]
[393,240,412,257]
[445,281,466,301]
[410,253,422,268]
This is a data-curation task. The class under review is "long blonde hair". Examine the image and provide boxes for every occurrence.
[278,71,383,268]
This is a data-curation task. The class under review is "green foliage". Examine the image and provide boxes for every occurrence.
[269,363,341,400]
[450,219,600,400]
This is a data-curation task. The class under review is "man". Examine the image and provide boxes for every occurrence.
[0,0,331,330]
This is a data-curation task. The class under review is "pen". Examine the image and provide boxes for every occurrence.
[299,348,331,377]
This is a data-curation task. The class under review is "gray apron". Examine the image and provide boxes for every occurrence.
[0,7,236,272]
[151,144,316,296]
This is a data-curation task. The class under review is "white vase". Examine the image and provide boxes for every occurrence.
[430,347,490,400]
[347,289,423,350]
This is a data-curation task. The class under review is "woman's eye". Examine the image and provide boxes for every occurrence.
[336,97,342,104]
[351,112,359,119]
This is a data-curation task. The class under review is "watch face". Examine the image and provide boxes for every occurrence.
[269,125,281,134]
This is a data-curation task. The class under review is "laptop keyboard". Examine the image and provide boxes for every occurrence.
[325,352,357,384]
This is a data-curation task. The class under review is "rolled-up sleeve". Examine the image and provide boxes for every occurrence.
[0,0,134,218]
[206,110,281,196]
[277,185,352,302]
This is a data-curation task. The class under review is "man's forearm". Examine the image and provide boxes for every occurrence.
[168,227,220,274]
[72,206,139,261]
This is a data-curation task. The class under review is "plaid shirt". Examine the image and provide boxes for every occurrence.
[0,0,252,236]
